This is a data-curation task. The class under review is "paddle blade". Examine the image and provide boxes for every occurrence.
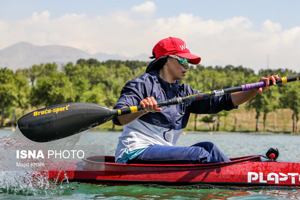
[17,102,118,142]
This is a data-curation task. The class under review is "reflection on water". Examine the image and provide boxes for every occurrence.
[62,183,300,200]
[248,189,300,199]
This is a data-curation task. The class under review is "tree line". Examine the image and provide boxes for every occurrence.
[0,58,299,132]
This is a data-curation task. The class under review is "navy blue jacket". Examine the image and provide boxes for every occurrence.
[113,71,236,130]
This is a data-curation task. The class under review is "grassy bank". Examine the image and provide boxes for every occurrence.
[185,105,299,134]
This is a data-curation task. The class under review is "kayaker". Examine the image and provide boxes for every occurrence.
[113,37,279,164]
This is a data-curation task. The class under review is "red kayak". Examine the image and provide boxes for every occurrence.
[48,155,300,187]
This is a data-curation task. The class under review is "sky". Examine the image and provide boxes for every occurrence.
[0,0,299,73]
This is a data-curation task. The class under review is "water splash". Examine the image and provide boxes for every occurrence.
[0,127,82,196]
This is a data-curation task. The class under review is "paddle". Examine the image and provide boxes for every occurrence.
[18,74,299,142]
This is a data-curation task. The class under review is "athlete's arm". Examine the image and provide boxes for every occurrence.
[231,75,279,106]
[118,97,162,125]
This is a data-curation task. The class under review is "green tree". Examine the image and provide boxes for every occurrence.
[18,63,60,86]
[14,71,31,112]
[16,68,29,80]
[28,64,44,86]
[0,68,17,126]
[43,63,58,76]
[88,65,109,87]
[200,115,216,130]
[246,93,266,132]
[261,86,280,131]
[81,84,107,105]
[217,110,231,131]
[63,62,90,81]
[105,76,125,130]
[116,64,133,83]
[31,72,75,106]
[71,77,91,102]
[133,66,147,78]
[280,82,300,132]
[0,68,30,126]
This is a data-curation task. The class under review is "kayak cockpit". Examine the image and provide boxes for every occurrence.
[82,155,262,171]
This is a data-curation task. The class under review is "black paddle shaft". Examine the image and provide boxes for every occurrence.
[17,74,299,142]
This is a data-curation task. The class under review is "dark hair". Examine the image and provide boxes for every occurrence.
[146,56,168,73]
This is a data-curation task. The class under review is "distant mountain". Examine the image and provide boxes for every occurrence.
[130,54,151,61]
[0,42,150,70]
[93,52,126,61]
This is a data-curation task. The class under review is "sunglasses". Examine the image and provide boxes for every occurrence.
[169,55,189,67]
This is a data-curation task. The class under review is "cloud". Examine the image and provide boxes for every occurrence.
[130,1,156,18]
[31,11,50,22]
[0,4,299,73]
[262,20,281,33]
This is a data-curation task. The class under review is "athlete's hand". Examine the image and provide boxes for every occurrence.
[257,75,280,93]
[140,97,162,114]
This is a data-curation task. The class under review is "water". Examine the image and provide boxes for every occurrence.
[0,128,300,199]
